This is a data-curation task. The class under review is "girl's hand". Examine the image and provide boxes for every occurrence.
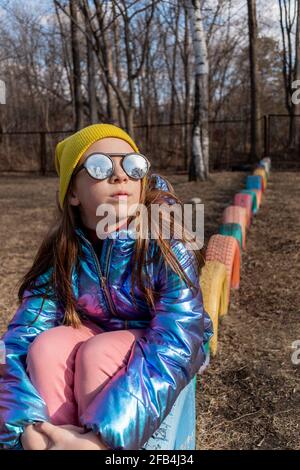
[21,424,50,450]
[35,422,110,450]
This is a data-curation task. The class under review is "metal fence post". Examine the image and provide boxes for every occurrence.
[263,115,267,157]
[267,114,271,156]
[39,132,46,175]
[263,115,270,157]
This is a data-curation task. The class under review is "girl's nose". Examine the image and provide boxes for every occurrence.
[109,158,129,183]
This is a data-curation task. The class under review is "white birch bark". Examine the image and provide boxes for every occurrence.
[186,0,209,180]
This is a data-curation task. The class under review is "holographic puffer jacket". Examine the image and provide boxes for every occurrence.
[0,174,213,450]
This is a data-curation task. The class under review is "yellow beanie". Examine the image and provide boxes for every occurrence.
[54,123,140,209]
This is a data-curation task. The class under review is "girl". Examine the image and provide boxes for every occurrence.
[0,123,213,450]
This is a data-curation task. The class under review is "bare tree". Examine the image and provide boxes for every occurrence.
[69,0,84,130]
[54,1,74,108]
[278,0,299,148]
[85,12,98,124]
[160,3,181,157]
[247,0,262,162]
[186,0,209,181]
[1,0,297,173]
[78,0,156,137]
[293,0,300,147]
[182,6,192,171]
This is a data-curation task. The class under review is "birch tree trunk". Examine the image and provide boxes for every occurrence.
[186,0,209,181]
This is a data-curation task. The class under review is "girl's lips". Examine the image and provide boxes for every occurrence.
[110,194,129,200]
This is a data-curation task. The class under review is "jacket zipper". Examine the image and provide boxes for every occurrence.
[80,233,119,318]
[104,240,128,329]
[101,238,119,318]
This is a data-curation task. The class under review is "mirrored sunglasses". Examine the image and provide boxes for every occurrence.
[73,152,151,180]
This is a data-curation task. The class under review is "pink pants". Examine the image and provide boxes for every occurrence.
[26,319,146,426]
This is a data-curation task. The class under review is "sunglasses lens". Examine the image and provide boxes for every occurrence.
[123,154,149,179]
[85,154,112,179]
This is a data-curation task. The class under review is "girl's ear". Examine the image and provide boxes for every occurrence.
[68,184,80,206]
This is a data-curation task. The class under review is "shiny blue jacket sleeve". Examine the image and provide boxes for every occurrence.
[0,270,63,449]
[80,240,213,450]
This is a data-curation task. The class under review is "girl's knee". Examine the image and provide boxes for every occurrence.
[27,325,80,366]
[75,330,137,370]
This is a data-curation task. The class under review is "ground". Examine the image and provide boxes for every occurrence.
[0,171,299,449]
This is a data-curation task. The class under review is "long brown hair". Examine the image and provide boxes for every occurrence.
[17,174,205,328]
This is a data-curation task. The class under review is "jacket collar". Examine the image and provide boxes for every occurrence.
[74,224,137,245]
